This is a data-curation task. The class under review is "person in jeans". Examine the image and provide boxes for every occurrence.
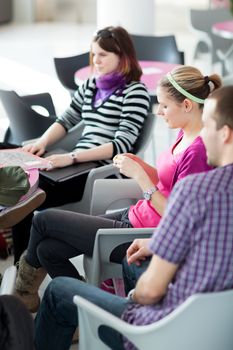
[33,86,233,350]
[15,66,222,313]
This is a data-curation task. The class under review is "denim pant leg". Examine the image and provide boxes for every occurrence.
[34,277,131,350]
[122,257,151,295]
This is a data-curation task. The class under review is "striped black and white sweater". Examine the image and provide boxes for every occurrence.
[56,77,150,163]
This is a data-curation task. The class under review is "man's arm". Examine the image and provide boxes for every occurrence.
[132,254,178,305]
[127,177,194,305]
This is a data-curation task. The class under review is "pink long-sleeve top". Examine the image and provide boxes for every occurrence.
[128,131,212,228]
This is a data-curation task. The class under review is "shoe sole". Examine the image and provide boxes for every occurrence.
[0,189,46,229]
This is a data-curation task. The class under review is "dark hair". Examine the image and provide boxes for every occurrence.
[208,85,233,130]
[159,65,222,108]
[90,26,142,82]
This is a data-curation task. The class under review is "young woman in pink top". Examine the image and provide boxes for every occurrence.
[15,65,222,312]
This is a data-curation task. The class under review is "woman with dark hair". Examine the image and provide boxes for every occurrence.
[23,26,149,170]
[11,26,150,264]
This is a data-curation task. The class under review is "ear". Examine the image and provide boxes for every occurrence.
[183,98,193,113]
[221,125,232,144]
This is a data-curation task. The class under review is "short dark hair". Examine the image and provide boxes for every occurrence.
[208,86,233,130]
[90,26,142,82]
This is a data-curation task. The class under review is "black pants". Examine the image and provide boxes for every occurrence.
[26,208,132,279]
[12,172,89,264]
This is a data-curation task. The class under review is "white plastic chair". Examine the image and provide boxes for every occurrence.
[188,8,232,65]
[90,178,143,216]
[74,289,233,350]
[83,227,153,286]
[47,120,85,152]
[81,178,153,286]
[0,265,17,295]
[217,44,233,76]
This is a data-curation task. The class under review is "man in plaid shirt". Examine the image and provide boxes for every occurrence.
[34,86,233,350]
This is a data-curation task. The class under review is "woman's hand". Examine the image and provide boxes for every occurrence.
[113,154,145,180]
[44,154,73,170]
[22,141,46,157]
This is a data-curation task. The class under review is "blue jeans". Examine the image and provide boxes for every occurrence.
[34,277,131,350]
[122,257,151,295]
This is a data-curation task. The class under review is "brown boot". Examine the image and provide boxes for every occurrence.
[15,251,46,313]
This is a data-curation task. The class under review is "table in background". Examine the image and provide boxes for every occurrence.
[75,60,179,96]
[212,20,233,39]
[212,20,233,75]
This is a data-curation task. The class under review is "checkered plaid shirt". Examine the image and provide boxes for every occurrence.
[123,164,233,340]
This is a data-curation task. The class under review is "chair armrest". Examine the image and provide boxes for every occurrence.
[90,179,142,215]
[74,294,160,350]
[74,295,134,350]
[83,227,154,285]
[89,163,120,180]
[47,121,85,152]
[23,121,85,151]
[74,288,233,350]
[22,92,56,115]
[0,266,17,295]
[74,294,134,333]
[76,164,122,214]
[75,292,156,332]
[56,163,123,214]
[95,227,153,255]
[22,137,40,146]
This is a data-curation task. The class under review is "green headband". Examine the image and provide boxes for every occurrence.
[166,72,205,104]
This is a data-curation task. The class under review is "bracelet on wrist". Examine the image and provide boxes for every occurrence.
[69,152,78,164]
[127,289,135,301]
[143,186,158,201]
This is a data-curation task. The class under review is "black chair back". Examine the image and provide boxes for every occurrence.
[131,34,184,110]
[0,90,56,145]
[54,52,90,94]
[131,34,185,64]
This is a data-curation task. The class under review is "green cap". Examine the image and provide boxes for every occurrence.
[0,166,30,206]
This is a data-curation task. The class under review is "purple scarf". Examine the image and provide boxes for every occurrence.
[94,72,126,107]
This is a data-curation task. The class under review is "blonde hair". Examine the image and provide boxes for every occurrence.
[159,66,222,107]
